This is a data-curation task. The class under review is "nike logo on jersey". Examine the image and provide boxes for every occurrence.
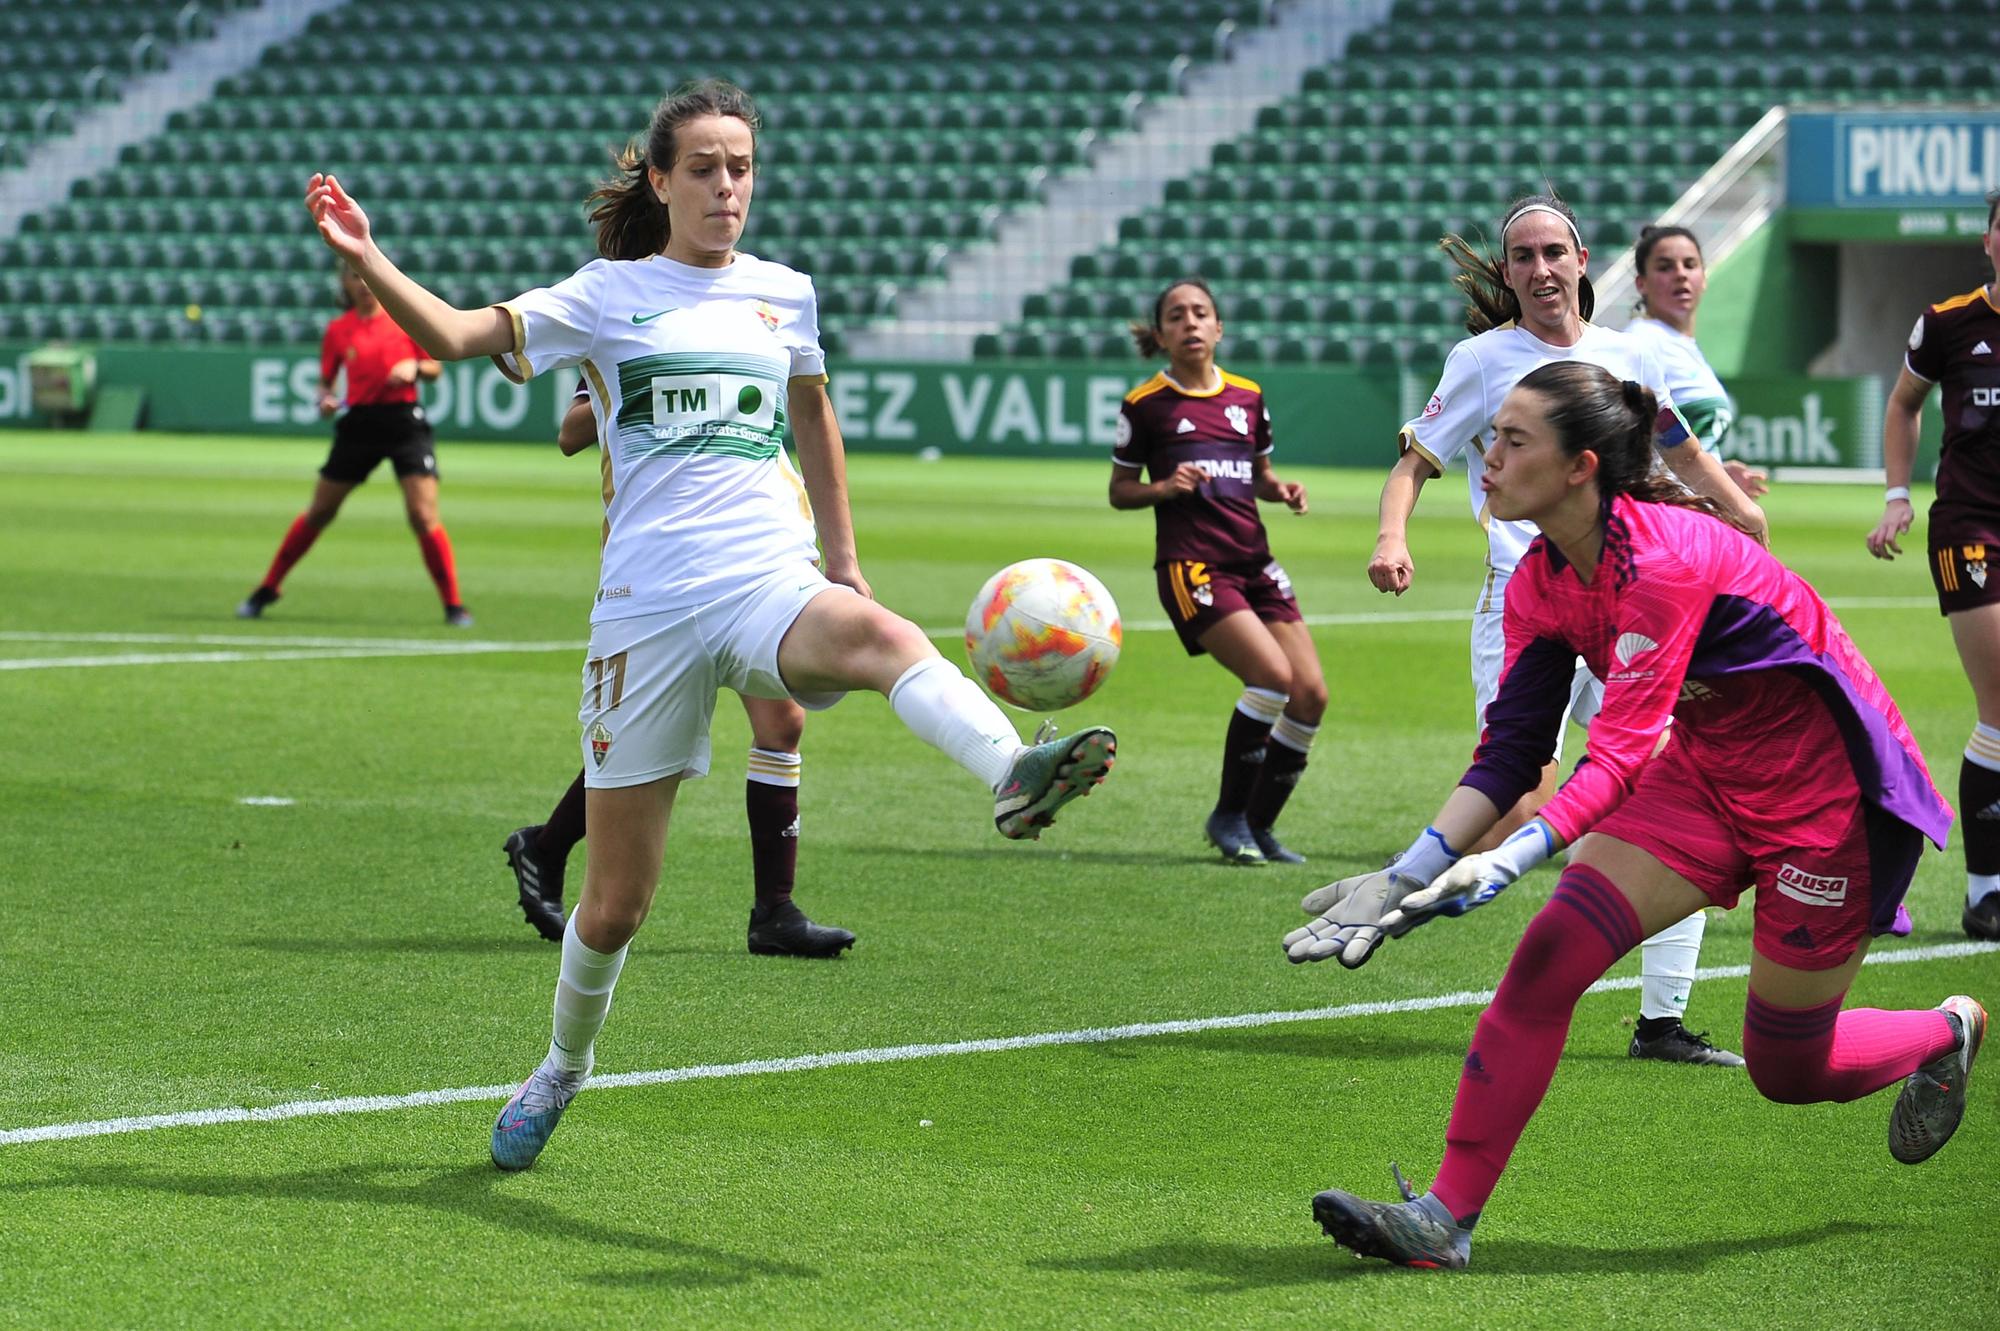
[1176,417,1196,434]
[1976,340,1993,357]
[630,308,678,325]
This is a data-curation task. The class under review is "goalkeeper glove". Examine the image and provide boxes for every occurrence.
[1283,868,1427,969]
[1381,820,1554,935]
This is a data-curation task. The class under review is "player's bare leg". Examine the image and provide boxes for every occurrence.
[493,777,676,1170]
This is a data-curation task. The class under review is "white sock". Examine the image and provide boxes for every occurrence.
[546,913,629,1076]
[1971,872,2000,908]
[1271,713,1318,754]
[1964,722,2000,772]
[1638,910,1706,1021]
[888,655,1022,791]
[1236,686,1287,724]
[746,747,802,788]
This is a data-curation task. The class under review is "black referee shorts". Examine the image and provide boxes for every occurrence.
[320,403,437,483]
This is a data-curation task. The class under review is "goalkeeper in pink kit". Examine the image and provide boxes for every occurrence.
[1284,361,1986,1269]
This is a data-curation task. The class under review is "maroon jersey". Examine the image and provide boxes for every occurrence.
[1114,368,1273,566]
[1907,285,2000,544]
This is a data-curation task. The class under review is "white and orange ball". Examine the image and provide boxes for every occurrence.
[965,558,1121,711]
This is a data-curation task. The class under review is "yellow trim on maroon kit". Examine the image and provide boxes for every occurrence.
[1933,287,1989,315]
[1939,547,1960,593]
[1124,372,1170,405]
[1219,369,1262,395]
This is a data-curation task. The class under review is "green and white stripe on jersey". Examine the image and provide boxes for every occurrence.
[612,351,788,461]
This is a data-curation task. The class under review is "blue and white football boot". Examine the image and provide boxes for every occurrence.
[491,1061,586,1172]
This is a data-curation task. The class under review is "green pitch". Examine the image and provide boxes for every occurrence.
[0,433,1993,1328]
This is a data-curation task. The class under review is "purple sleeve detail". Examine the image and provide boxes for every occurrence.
[1462,636,1575,811]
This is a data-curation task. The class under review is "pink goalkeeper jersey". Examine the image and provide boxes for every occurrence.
[1465,495,1952,850]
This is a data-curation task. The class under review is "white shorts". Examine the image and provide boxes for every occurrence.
[578,568,852,789]
[1470,604,1601,763]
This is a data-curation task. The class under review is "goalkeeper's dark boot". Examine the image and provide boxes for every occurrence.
[1313,1166,1472,1270]
[748,901,856,958]
[1205,810,1266,866]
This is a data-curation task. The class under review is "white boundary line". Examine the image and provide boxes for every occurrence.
[0,596,1937,672]
[3,939,1990,1148]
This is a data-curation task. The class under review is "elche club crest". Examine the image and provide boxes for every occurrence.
[589,721,613,768]
[1224,404,1250,435]
[754,300,780,332]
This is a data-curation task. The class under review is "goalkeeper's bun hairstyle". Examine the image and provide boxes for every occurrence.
[1129,276,1218,358]
[1514,361,1748,530]
[587,78,762,262]
[1440,192,1594,336]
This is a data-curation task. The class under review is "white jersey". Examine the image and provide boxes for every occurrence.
[1400,320,1680,605]
[1623,315,1734,449]
[497,252,826,625]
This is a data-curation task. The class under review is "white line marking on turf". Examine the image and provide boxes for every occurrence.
[0,597,1936,671]
[237,797,295,806]
[2,939,1990,1148]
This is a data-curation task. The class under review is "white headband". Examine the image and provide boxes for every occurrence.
[1503,203,1582,250]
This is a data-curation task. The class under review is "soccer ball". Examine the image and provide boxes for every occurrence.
[965,558,1121,711]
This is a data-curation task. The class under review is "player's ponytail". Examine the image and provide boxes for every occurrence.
[1441,193,1593,335]
[1515,362,1751,533]
[1130,276,1217,358]
[587,78,762,262]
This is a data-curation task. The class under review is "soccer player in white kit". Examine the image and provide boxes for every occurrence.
[303,80,1120,1170]
[1622,223,1769,499]
[1365,195,1768,1067]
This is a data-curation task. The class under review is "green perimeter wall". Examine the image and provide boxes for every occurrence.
[0,342,1899,471]
[1699,217,1840,380]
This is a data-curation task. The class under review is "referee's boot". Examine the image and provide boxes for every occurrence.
[503,825,567,943]
[747,900,856,958]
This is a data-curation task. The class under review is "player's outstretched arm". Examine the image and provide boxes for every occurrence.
[1382,819,1561,934]
[1282,787,1511,967]
[1658,438,1768,545]
[304,173,513,362]
[1869,369,1932,560]
[1369,447,1436,595]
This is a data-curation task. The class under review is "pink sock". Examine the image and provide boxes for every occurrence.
[1429,864,1644,1224]
[1741,994,1957,1104]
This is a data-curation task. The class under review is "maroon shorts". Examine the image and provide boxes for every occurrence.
[1156,558,1302,656]
[1929,539,2000,615]
[1594,719,1922,971]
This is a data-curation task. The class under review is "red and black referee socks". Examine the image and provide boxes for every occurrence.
[258,512,324,594]
[414,522,462,609]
